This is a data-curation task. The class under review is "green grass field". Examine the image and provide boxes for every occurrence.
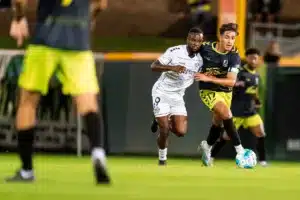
[0,154,299,200]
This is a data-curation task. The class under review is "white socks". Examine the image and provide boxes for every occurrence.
[91,147,106,166]
[159,148,167,161]
[234,145,244,154]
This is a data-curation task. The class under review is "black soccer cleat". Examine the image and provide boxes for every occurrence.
[93,158,110,184]
[158,160,167,166]
[151,118,158,133]
[5,170,35,183]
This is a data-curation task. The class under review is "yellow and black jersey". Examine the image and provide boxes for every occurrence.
[32,0,90,50]
[198,41,241,92]
[231,65,260,117]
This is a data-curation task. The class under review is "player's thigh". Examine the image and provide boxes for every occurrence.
[199,90,218,110]
[169,95,187,117]
[246,114,265,137]
[59,50,99,95]
[170,115,188,136]
[152,93,171,118]
[211,92,232,119]
[19,45,59,95]
[169,95,187,135]
[221,92,233,109]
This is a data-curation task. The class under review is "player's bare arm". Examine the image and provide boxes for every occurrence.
[194,72,237,87]
[151,60,186,73]
[12,0,26,20]
[90,0,107,29]
[10,0,29,47]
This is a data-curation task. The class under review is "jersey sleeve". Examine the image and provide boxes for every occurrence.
[228,53,241,74]
[237,70,246,81]
[158,48,174,65]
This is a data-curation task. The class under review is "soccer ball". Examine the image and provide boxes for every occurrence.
[235,149,257,169]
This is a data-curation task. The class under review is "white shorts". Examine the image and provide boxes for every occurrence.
[152,90,187,117]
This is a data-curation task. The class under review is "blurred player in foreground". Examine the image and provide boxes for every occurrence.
[211,48,268,166]
[194,23,245,166]
[150,27,204,165]
[7,0,110,184]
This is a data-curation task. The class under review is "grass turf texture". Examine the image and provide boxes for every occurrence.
[0,154,299,200]
[0,36,184,52]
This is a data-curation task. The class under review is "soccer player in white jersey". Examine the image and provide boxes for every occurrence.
[150,27,204,165]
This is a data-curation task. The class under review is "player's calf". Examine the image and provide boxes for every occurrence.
[74,93,110,184]
[210,137,227,164]
[199,114,224,166]
[6,89,40,182]
[156,116,170,165]
[249,125,267,166]
[213,102,244,154]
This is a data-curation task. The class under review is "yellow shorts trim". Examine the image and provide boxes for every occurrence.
[199,90,232,110]
[233,114,263,130]
[18,45,99,95]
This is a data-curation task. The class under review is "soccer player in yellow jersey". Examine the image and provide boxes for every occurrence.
[194,23,245,166]
[7,0,110,184]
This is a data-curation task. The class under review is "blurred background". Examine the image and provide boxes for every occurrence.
[0,0,299,161]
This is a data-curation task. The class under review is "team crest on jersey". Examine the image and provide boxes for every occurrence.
[255,77,259,85]
[223,60,228,68]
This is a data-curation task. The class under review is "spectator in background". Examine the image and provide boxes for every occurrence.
[264,40,281,64]
[186,0,213,34]
[1,54,23,117]
[250,0,282,37]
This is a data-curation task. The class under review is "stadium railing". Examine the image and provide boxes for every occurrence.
[249,22,300,57]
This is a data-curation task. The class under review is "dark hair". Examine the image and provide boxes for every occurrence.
[245,48,261,56]
[219,23,239,35]
[188,27,203,35]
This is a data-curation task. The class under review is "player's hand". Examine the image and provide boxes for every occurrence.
[173,66,186,73]
[10,18,29,47]
[235,81,245,87]
[194,73,213,82]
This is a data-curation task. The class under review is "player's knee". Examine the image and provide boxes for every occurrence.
[212,114,223,126]
[173,127,187,137]
[18,89,40,108]
[213,102,232,120]
[256,131,266,138]
[16,89,40,130]
[159,127,169,136]
[158,122,169,135]
[251,124,266,138]
[219,110,232,120]
[74,93,99,115]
